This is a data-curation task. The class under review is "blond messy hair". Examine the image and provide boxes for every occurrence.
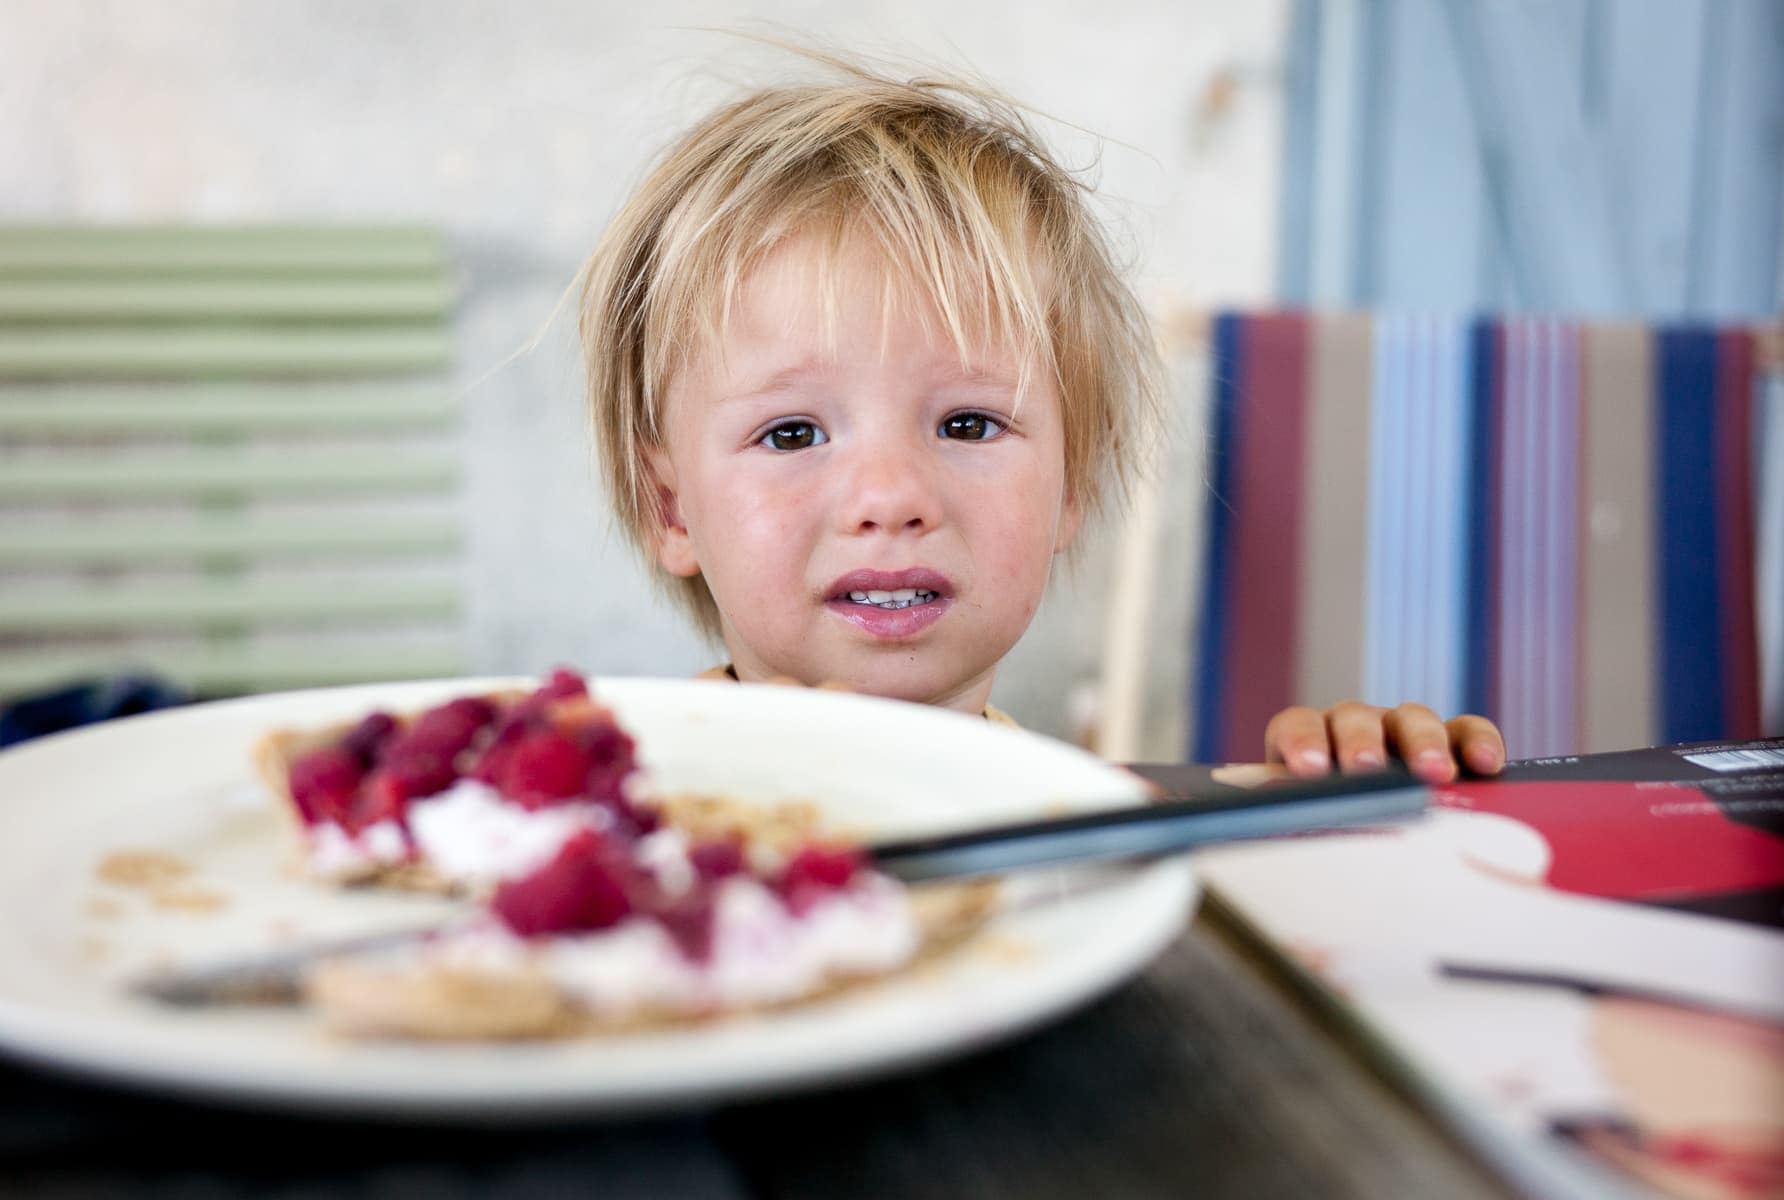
[580,49,1163,640]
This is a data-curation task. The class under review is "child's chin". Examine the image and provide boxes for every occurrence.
[835,661,988,711]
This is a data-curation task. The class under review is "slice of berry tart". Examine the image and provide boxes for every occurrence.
[255,668,995,1038]
[256,668,652,892]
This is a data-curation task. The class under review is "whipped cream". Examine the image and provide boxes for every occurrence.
[305,819,409,878]
[420,873,920,1019]
[560,875,917,1016]
[407,780,611,888]
[633,828,696,896]
[301,779,611,886]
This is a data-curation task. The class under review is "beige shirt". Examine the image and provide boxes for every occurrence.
[697,665,1019,728]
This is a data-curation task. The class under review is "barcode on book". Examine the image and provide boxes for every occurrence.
[1682,747,1784,773]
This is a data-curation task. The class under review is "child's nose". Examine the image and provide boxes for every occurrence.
[838,441,943,536]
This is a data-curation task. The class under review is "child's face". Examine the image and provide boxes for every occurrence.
[649,233,1081,714]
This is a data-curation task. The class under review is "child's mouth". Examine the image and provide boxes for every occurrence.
[845,589,938,611]
[825,571,952,641]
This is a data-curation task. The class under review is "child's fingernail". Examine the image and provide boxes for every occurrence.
[1412,748,1455,777]
[1469,745,1502,772]
[1354,749,1385,768]
[1296,748,1329,771]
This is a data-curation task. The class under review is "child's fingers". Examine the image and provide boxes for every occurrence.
[1382,702,1457,784]
[1445,714,1505,775]
[1324,700,1389,771]
[1262,706,1332,775]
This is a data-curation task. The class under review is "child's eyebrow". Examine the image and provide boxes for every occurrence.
[948,368,1020,391]
[726,360,825,402]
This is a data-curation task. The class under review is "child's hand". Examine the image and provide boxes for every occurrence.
[1262,702,1505,784]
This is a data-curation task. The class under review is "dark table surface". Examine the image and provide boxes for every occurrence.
[0,765,1516,1200]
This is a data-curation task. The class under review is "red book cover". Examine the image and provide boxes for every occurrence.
[1175,739,1784,1200]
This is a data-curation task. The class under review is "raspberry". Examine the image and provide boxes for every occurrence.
[535,667,588,701]
[777,845,862,915]
[500,730,594,808]
[346,770,408,833]
[288,746,362,825]
[403,702,489,760]
[688,839,746,880]
[606,794,659,839]
[468,742,512,788]
[581,725,640,817]
[382,747,457,800]
[651,886,718,962]
[781,845,862,890]
[492,830,632,936]
[340,712,397,767]
[468,704,536,785]
[442,696,497,726]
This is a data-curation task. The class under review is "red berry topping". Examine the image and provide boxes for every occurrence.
[288,746,362,825]
[651,886,718,962]
[500,730,595,808]
[777,845,863,916]
[340,712,397,767]
[381,747,457,801]
[346,770,408,834]
[403,702,490,760]
[609,794,660,838]
[689,839,746,880]
[492,830,632,937]
[581,724,635,790]
[781,845,862,890]
[442,696,497,725]
[535,667,588,701]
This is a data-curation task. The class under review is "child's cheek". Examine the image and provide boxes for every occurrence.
[706,473,819,580]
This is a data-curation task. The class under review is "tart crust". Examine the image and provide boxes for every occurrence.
[307,874,999,1040]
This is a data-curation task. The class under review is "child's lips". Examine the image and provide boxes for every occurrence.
[824,593,951,640]
[822,568,954,641]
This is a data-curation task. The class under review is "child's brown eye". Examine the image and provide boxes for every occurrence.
[939,412,1002,441]
[761,421,826,451]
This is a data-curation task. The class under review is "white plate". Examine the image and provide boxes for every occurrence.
[0,676,1196,1120]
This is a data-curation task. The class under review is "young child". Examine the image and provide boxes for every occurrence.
[577,54,1504,785]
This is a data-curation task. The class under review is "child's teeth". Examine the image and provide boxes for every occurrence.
[845,588,936,610]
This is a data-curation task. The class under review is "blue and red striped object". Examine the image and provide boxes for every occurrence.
[1192,312,1771,763]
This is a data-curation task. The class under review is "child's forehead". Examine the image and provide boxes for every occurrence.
[697,232,1032,381]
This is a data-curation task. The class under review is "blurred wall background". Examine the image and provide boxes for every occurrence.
[1278,0,1783,316]
[5,2,1776,754]
[0,0,1289,742]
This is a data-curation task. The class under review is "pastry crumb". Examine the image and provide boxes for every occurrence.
[86,896,124,920]
[150,886,229,914]
[97,851,192,889]
[969,934,1035,965]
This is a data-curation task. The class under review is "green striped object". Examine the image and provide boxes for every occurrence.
[0,515,460,567]
[0,325,451,378]
[0,450,458,499]
[0,224,466,702]
[0,388,456,435]
[0,227,448,276]
[0,643,465,696]
[0,278,455,322]
[0,580,461,632]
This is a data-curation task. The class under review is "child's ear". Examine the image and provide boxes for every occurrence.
[1053,491,1085,555]
[645,448,701,578]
